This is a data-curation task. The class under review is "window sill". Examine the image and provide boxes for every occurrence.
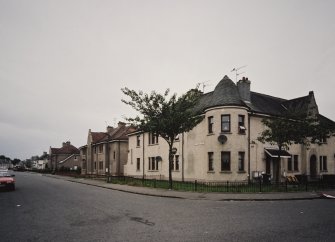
[148,144,159,146]
[148,170,159,172]
[136,146,141,148]
[220,171,232,174]
[238,132,246,135]
[172,170,180,172]
[220,132,231,134]
[207,171,215,173]
[207,133,215,136]
[237,171,246,173]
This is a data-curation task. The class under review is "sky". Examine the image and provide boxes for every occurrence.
[1,0,335,160]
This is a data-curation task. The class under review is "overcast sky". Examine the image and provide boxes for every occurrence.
[1,0,335,160]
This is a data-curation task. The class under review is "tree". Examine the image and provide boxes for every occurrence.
[258,112,335,182]
[12,158,21,166]
[121,87,204,189]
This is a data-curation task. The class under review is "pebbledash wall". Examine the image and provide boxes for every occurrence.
[124,75,335,182]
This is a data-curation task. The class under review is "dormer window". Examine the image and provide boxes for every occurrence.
[238,115,246,134]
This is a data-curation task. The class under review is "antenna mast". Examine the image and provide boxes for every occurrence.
[231,65,247,82]
[197,81,212,92]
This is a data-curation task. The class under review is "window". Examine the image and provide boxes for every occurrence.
[113,151,116,159]
[148,157,158,171]
[99,144,103,153]
[94,161,97,170]
[319,136,327,144]
[94,147,97,154]
[288,157,292,171]
[293,155,299,171]
[208,116,214,134]
[175,155,179,171]
[136,158,140,171]
[221,115,230,132]
[149,133,159,145]
[136,135,141,147]
[238,152,245,171]
[221,152,231,171]
[320,156,327,171]
[208,152,214,171]
[238,115,246,134]
[99,161,103,170]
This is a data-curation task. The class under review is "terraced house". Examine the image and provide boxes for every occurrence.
[80,122,135,176]
[124,75,335,182]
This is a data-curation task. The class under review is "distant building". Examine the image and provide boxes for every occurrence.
[80,122,136,176]
[124,75,335,182]
[32,152,49,170]
[49,141,80,171]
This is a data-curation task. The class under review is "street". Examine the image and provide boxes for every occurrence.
[1,172,335,242]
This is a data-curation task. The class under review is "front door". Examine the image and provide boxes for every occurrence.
[310,155,317,179]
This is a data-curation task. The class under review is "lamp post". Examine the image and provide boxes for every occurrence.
[106,133,111,180]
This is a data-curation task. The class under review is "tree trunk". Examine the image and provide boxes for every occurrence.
[276,145,282,183]
[168,144,173,190]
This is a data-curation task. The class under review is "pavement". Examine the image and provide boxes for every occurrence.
[43,174,335,201]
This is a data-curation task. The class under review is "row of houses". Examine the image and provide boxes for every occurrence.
[48,75,335,182]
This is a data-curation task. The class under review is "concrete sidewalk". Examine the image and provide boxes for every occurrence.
[41,174,332,201]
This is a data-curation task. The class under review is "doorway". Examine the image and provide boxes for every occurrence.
[310,155,317,178]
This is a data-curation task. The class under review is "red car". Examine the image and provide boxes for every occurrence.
[0,170,15,191]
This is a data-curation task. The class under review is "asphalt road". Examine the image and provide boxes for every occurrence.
[1,172,335,242]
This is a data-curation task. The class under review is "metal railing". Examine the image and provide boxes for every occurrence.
[107,175,335,193]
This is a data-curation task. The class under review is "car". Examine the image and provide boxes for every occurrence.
[0,170,15,191]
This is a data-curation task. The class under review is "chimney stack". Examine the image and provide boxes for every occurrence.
[237,77,251,102]
[118,121,126,128]
[107,126,114,133]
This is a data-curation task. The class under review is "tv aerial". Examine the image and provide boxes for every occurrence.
[231,65,247,82]
[197,81,212,92]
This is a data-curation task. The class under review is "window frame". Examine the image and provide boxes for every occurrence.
[221,115,231,133]
[293,155,299,171]
[148,157,158,171]
[319,156,328,171]
[136,158,141,171]
[136,135,141,147]
[238,115,246,134]
[174,155,179,171]
[148,133,159,145]
[208,116,214,134]
[208,152,214,172]
[99,161,103,170]
[238,152,245,172]
[288,157,293,171]
[221,151,231,171]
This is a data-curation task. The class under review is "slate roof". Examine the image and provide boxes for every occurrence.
[91,124,136,144]
[51,144,80,155]
[197,76,246,111]
[197,75,324,119]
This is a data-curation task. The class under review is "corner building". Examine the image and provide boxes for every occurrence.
[124,75,335,182]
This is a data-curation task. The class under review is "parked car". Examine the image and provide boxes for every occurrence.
[0,170,15,191]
